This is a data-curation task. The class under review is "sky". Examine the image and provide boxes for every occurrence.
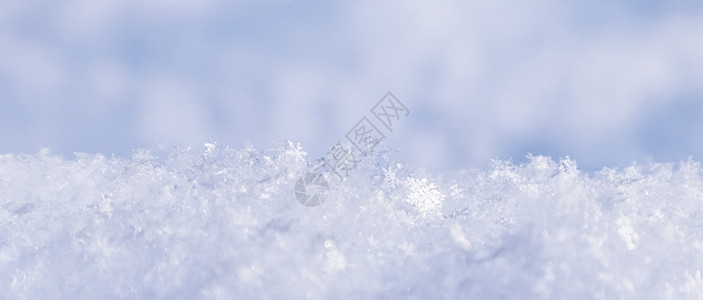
[1,0,703,172]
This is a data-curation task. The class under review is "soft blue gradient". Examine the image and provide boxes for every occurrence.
[1,0,703,172]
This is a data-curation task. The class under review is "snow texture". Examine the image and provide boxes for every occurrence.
[1,141,703,299]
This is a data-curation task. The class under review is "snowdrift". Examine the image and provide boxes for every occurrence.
[1,142,702,299]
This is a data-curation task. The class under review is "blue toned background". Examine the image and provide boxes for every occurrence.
[1,0,702,172]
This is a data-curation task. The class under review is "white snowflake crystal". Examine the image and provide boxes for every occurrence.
[382,163,403,188]
[403,177,445,216]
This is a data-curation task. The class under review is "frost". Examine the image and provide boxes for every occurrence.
[1,144,703,299]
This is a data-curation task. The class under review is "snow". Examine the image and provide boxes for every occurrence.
[1,142,703,299]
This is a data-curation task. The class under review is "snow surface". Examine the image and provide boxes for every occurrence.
[1,141,703,299]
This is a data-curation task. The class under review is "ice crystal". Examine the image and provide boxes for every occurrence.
[1,143,702,299]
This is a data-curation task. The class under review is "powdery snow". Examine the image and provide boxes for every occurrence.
[1,142,702,299]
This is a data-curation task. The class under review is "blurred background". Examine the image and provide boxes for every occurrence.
[1,0,702,172]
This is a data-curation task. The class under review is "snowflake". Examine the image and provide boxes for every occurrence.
[284,141,307,164]
[449,184,464,198]
[403,177,445,217]
[383,163,403,187]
